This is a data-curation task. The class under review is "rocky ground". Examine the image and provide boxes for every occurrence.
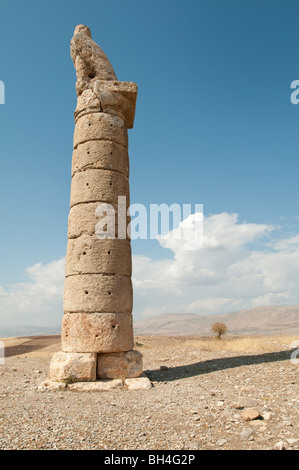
[0,335,298,450]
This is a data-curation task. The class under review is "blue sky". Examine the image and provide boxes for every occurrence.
[1,0,299,328]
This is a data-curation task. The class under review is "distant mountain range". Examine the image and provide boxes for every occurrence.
[0,325,61,338]
[134,306,299,336]
[1,306,299,338]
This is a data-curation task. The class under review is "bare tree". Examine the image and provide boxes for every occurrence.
[212,322,227,340]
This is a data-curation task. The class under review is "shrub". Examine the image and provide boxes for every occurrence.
[211,322,228,340]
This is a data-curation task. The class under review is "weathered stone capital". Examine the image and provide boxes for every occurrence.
[94,80,137,129]
[71,25,118,96]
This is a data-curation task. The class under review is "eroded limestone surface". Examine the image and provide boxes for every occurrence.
[70,24,117,96]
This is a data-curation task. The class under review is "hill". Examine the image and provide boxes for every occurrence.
[134,306,299,336]
[0,325,61,338]
[1,306,298,338]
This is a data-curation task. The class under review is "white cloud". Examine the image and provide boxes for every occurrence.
[132,212,299,319]
[1,211,299,328]
[0,258,65,328]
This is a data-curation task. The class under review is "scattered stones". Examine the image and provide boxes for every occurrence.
[1,335,298,450]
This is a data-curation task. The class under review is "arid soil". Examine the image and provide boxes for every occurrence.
[0,335,298,450]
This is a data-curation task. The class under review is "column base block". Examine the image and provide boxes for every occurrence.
[39,374,152,392]
[97,350,143,379]
[42,349,149,390]
[49,351,97,382]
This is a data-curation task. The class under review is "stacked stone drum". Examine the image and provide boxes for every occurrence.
[48,25,143,384]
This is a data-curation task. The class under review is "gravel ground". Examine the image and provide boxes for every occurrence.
[0,336,298,450]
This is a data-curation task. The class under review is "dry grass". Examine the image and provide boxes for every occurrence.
[183,335,299,353]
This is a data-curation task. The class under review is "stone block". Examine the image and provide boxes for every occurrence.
[73,113,128,148]
[63,274,133,313]
[74,89,101,120]
[94,80,137,129]
[67,201,130,240]
[97,350,143,379]
[67,380,123,391]
[72,141,129,178]
[61,312,134,353]
[49,351,97,382]
[65,236,132,277]
[70,168,129,207]
[125,375,152,390]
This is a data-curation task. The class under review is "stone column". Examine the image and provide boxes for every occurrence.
[47,25,144,386]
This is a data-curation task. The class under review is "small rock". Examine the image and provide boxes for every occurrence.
[125,377,152,390]
[216,438,227,447]
[286,438,298,445]
[38,380,67,391]
[273,441,286,450]
[250,420,265,428]
[216,400,225,406]
[230,402,243,410]
[241,429,254,439]
[262,412,272,421]
[240,386,253,393]
[242,409,261,421]
[160,365,169,371]
[189,442,201,450]
[240,399,259,408]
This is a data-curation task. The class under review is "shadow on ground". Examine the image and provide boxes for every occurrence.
[4,336,61,358]
[146,349,296,382]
